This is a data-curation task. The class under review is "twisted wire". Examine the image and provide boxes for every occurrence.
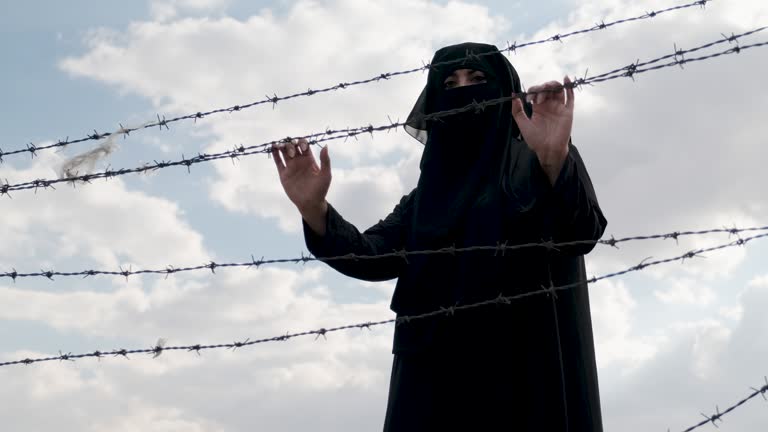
[0,28,763,196]
[680,376,768,432]
[0,0,712,163]
[2,225,765,282]
[1,230,764,369]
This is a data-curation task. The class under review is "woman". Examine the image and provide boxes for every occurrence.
[272,42,607,431]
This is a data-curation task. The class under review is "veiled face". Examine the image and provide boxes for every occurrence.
[443,68,487,89]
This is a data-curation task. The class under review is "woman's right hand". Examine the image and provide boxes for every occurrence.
[272,138,331,232]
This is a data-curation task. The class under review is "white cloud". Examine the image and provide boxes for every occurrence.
[590,279,661,371]
[748,273,768,288]
[670,318,732,380]
[90,404,226,432]
[598,283,768,432]
[717,304,743,321]
[0,152,209,270]
[653,276,716,307]
[150,0,231,22]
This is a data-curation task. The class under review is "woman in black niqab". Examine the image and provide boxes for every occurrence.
[277,42,608,431]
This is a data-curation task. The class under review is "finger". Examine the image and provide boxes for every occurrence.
[271,144,285,174]
[280,139,296,160]
[526,85,539,104]
[319,145,332,177]
[302,142,321,171]
[533,83,553,104]
[536,83,553,105]
[539,81,563,105]
[565,76,575,110]
[549,80,565,106]
[298,138,309,155]
[511,96,531,136]
[287,139,297,159]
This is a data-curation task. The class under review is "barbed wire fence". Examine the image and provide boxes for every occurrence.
[0,232,764,365]
[0,26,765,196]
[1,224,766,282]
[0,0,712,163]
[1,1,766,431]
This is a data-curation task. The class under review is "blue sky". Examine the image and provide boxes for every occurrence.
[2,1,768,431]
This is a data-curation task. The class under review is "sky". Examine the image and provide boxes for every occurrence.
[1,0,767,430]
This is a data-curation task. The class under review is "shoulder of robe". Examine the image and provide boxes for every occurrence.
[395,188,418,215]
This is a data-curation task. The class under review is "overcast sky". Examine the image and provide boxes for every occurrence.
[1,0,768,430]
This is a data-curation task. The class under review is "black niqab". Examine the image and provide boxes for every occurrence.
[395,43,547,311]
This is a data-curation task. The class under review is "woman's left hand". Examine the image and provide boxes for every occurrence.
[511,76,574,185]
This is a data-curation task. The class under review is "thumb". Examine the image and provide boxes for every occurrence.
[319,145,332,176]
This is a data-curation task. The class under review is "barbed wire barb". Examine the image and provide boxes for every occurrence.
[58,351,74,363]
[152,338,167,359]
[700,405,724,428]
[230,338,250,351]
[750,377,768,402]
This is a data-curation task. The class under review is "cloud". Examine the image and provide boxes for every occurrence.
[748,273,768,288]
[589,278,661,371]
[653,276,716,307]
[150,0,231,22]
[600,283,768,432]
[0,151,208,270]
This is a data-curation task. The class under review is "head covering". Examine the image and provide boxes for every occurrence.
[402,42,539,251]
[404,42,524,147]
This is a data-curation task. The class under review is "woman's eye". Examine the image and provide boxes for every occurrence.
[444,80,457,88]
[472,75,486,82]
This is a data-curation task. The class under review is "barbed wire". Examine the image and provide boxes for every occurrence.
[0,0,712,163]
[586,25,766,83]
[680,377,768,432]
[0,28,763,197]
[1,230,764,369]
[1,224,766,282]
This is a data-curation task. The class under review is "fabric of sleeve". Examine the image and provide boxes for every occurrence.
[539,141,608,256]
[302,192,412,281]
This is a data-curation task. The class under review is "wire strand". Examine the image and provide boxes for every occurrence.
[2,225,765,282]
